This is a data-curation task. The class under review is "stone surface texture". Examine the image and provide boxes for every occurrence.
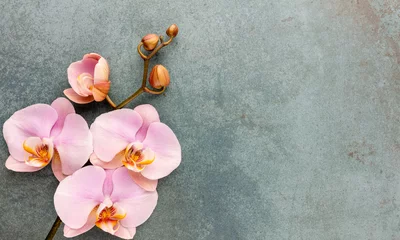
[0,0,400,239]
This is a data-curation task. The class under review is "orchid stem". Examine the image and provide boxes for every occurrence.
[115,88,144,109]
[144,86,166,95]
[104,34,174,109]
[45,216,61,240]
[105,95,116,109]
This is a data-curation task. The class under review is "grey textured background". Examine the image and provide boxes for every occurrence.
[0,0,400,239]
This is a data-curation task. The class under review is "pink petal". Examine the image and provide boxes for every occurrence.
[5,155,42,172]
[3,104,58,161]
[76,73,94,97]
[90,109,143,162]
[53,114,92,175]
[133,104,160,142]
[83,53,102,61]
[51,154,68,181]
[114,225,136,239]
[128,171,158,192]
[90,153,123,170]
[54,166,106,229]
[103,170,115,197]
[63,209,97,238]
[68,57,97,94]
[110,167,158,228]
[50,97,75,137]
[64,88,95,104]
[92,81,111,102]
[141,122,181,180]
[93,57,110,84]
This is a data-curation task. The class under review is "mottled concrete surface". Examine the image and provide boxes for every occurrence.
[0,0,399,239]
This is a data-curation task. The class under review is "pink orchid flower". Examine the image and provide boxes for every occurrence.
[54,166,158,239]
[3,97,92,181]
[90,104,181,191]
[64,53,110,104]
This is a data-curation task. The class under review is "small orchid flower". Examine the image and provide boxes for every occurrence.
[3,98,92,181]
[54,166,158,239]
[64,53,110,104]
[90,104,181,191]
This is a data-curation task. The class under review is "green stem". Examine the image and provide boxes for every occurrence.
[115,88,144,109]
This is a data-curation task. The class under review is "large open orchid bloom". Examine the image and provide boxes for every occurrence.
[54,166,158,239]
[3,98,92,181]
[90,104,181,191]
[64,53,110,104]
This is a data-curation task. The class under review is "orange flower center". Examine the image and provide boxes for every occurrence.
[23,137,54,167]
[95,204,126,234]
[122,142,155,172]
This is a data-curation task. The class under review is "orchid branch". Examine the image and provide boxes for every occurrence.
[45,24,179,239]
[106,24,178,109]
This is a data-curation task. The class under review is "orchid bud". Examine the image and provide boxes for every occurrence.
[142,34,159,51]
[166,24,179,37]
[149,65,170,89]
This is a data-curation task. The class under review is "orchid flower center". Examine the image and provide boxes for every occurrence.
[77,73,94,96]
[122,142,155,172]
[23,137,54,167]
[95,202,126,235]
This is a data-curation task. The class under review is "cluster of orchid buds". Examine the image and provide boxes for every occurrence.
[3,25,181,239]
[63,24,178,109]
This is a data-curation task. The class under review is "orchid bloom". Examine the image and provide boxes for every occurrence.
[3,98,92,181]
[64,53,110,104]
[90,104,181,191]
[54,166,158,239]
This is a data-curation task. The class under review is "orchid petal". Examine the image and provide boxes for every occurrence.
[92,81,111,102]
[93,57,110,84]
[128,171,158,192]
[133,104,160,142]
[3,104,57,161]
[110,167,158,227]
[90,109,143,162]
[50,97,75,137]
[64,88,95,104]
[141,122,181,179]
[51,152,68,181]
[53,114,92,175]
[90,153,123,170]
[63,208,97,238]
[5,156,42,172]
[114,225,136,239]
[54,166,106,229]
[103,170,114,197]
[76,73,94,97]
[67,57,97,95]
[83,53,102,61]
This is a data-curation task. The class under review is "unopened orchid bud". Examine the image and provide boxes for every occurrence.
[149,65,170,89]
[166,24,179,37]
[142,34,159,51]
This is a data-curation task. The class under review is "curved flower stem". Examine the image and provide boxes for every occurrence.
[105,35,175,109]
[115,88,144,109]
[144,86,166,95]
[45,216,61,240]
[105,95,116,108]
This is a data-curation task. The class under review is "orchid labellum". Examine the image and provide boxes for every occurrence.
[3,97,92,181]
[54,166,158,239]
[90,104,181,191]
